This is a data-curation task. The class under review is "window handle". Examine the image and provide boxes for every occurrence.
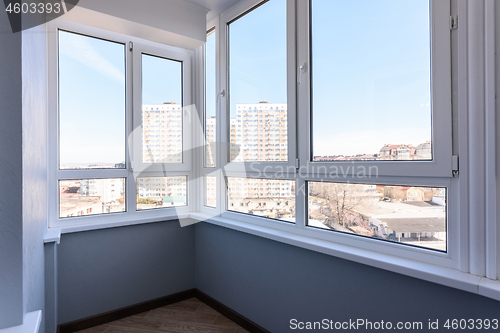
[298,63,307,84]
[184,107,191,123]
[216,90,226,107]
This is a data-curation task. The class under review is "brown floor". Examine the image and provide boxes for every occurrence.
[75,298,249,333]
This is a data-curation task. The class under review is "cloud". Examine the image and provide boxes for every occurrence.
[60,32,125,85]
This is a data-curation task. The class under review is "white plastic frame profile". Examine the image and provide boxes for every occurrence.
[210,0,460,270]
[131,42,193,174]
[219,174,459,269]
[47,20,192,230]
[219,0,298,176]
[199,17,223,217]
[297,0,453,178]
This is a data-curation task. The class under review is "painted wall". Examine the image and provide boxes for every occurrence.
[496,0,500,282]
[44,243,57,333]
[75,0,207,41]
[22,22,48,333]
[60,0,208,50]
[57,221,195,324]
[195,223,500,332]
[0,8,24,330]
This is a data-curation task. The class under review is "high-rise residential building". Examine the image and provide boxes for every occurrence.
[142,103,183,164]
[204,176,217,208]
[136,177,186,201]
[230,118,239,162]
[223,102,293,217]
[205,116,216,167]
[206,102,288,165]
[233,102,287,162]
[205,102,293,211]
[137,103,187,205]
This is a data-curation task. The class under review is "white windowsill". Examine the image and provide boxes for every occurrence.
[0,311,42,333]
[47,213,189,239]
[46,211,500,303]
[44,228,61,244]
[189,212,500,303]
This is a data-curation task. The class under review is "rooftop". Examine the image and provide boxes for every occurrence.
[378,217,446,233]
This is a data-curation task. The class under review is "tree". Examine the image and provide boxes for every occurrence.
[313,183,364,228]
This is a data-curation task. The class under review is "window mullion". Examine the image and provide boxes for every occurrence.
[296,0,310,172]
[295,0,310,231]
[219,14,229,214]
[126,39,136,215]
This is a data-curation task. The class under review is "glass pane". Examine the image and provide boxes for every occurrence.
[136,176,187,210]
[142,54,183,164]
[204,176,216,208]
[311,0,432,161]
[227,178,295,222]
[59,178,126,218]
[308,182,446,251]
[228,0,288,162]
[58,31,125,169]
[205,30,216,168]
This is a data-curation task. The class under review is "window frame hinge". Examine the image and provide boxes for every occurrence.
[295,158,300,170]
[450,15,458,30]
[129,41,133,51]
[452,155,459,177]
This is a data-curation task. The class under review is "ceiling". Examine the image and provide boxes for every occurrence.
[182,0,242,21]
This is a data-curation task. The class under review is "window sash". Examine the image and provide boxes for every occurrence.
[48,20,193,229]
[204,27,217,169]
[215,0,457,264]
[219,0,297,174]
[296,0,453,178]
[199,19,223,215]
[132,43,193,173]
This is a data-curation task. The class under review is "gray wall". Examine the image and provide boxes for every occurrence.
[57,221,195,324]
[0,9,48,330]
[195,223,500,333]
[496,0,500,272]
[0,9,24,330]
[22,22,48,333]
[45,243,57,333]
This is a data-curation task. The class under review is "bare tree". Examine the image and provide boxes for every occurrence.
[312,183,364,228]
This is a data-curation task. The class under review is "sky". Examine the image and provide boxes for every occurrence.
[59,30,126,167]
[142,54,182,105]
[59,32,182,167]
[59,0,432,166]
[228,0,287,116]
[227,0,432,156]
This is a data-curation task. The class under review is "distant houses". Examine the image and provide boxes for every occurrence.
[381,186,445,202]
[314,141,432,161]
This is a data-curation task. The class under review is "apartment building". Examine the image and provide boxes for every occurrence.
[205,116,216,167]
[142,103,183,164]
[233,102,287,162]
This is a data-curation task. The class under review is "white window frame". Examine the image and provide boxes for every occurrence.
[293,0,457,264]
[299,0,453,178]
[202,24,218,171]
[208,0,460,270]
[219,0,297,176]
[198,18,223,217]
[48,20,192,231]
[131,43,193,174]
